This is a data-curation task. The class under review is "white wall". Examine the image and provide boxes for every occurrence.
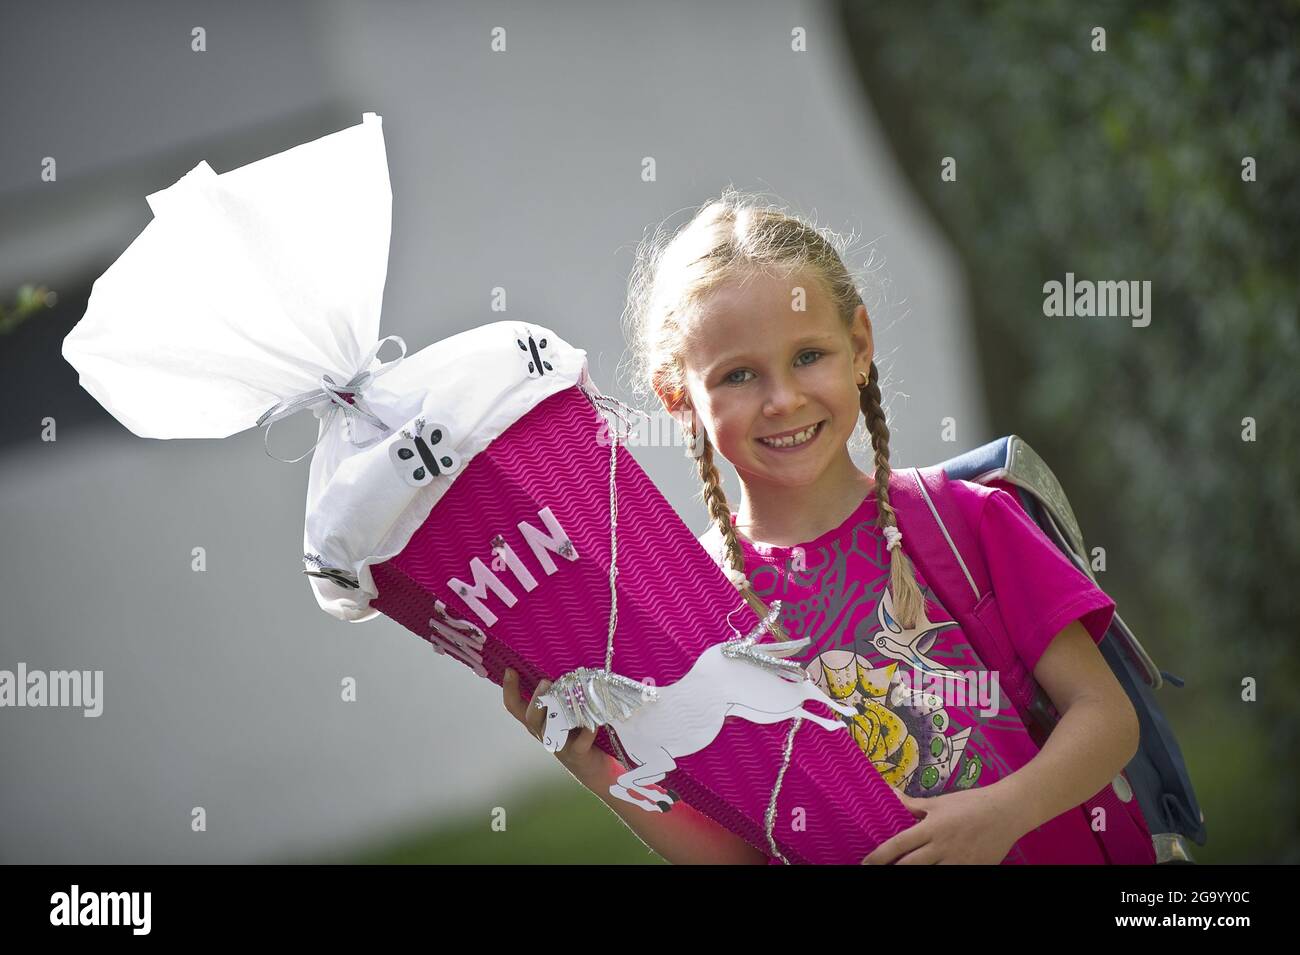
[0,0,984,862]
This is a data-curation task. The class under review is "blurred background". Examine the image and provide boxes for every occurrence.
[0,0,1294,863]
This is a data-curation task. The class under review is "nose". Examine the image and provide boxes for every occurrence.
[762,370,806,418]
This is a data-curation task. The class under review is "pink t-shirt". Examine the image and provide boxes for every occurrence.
[697,478,1117,864]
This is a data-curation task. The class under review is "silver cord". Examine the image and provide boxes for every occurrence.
[765,717,803,864]
[579,382,801,860]
[577,383,649,770]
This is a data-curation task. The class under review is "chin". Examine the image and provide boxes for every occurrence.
[737,459,827,487]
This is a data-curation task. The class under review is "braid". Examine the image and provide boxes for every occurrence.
[694,427,792,640]
[695,429,744,577]
[860,360,927,629]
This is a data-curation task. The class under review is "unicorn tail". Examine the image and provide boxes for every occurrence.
[722,634,813,681]
[754,636,811,658]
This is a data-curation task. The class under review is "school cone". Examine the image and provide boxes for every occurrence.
[57,110,915,864]
[368,382,915,864]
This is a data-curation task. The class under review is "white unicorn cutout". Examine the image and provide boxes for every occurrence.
[533,602,860,812]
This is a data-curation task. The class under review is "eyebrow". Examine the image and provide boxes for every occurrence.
[704,333,839,375]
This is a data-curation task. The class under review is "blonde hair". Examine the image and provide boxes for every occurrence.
[621,188,926,631]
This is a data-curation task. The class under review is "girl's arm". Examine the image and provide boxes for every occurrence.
[503,667,767,864]
[573,750,770,865]
[988,619,1142,835]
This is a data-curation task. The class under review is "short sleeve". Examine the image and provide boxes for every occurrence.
[977,487,1116,677]
[696,526,725,568]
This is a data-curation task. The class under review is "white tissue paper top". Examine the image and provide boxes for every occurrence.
[62,112,590,622]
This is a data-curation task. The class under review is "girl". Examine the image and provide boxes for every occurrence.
[503,189,1144,864]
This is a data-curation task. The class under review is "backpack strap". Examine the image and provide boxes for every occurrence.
[888,466,1045,730]
[888,465,989,615]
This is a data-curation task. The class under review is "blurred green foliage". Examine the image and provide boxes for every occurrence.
[836,0,1299,861]
[0,284,58,335]
[299,779,664,865]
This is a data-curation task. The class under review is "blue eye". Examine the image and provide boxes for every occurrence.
[722,351,823,386]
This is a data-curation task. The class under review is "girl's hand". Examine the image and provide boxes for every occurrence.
[861,788,1024,865]
[502,668,610,789]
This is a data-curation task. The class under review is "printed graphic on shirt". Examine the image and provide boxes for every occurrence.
[805,586,985,797]
[737,515,1027,799]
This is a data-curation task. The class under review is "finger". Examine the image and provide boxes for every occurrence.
[862,824,928,865]
[502,668,525,722]
[897,794,928,819]
[895,843,941,865]
[525,679,552,737]
[557,726,594,755]
[524,677,551,701]
[868,835,929,866]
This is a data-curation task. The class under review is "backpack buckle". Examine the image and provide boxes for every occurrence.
[1153,832,1197,864]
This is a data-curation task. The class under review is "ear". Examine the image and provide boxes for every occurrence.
[652,371,696,433]
[851,304,874,374]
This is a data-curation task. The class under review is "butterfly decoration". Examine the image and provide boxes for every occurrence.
[517,328,554,377]
[389,416,462,487]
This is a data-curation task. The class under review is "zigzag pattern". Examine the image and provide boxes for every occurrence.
[372,385,916,863]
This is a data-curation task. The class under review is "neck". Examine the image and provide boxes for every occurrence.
[733,449,876,549]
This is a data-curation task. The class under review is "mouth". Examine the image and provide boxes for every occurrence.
[756,420,825,452]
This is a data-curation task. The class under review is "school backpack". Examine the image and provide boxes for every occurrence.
[888,435,1205,865]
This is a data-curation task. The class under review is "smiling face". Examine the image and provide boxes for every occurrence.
[662,269,873,494]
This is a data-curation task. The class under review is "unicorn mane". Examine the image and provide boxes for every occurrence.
[542,667,657,731]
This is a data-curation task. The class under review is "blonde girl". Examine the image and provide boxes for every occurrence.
[502,189,1140,865]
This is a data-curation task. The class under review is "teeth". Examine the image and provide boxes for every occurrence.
[760,423,819,448]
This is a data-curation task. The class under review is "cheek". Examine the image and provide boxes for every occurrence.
[703,395,750,443]
[833,384,862,426]
[813,368,859,420]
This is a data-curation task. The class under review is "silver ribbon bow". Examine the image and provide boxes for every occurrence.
[578,381,650,444]
[255,335,407,463]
